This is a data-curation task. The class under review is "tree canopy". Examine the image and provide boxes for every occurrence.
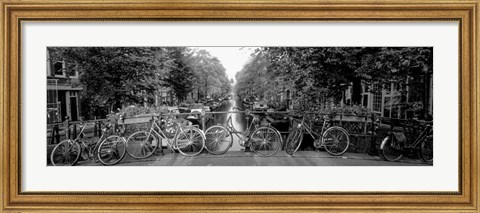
[235,47,433,112]
[48,47,231,119]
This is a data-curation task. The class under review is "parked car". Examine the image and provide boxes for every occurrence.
[190,103,205,113]
[178,103,190,113]
[211,101,220,110]
[167,106,180,114]
[190,103,211,113]
[253,101,268,111]
[204,105,211,112]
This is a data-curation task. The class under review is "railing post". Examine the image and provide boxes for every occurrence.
[98,122,102,136]
[340,112,343,126]
[64,118,70,139]
[93,121,98,137]
[72,124,77,139]
[54,125,60,144]
[114,120,119,134]
[368,113,377,156]
[50,125,60,144]
[201,110,206,131]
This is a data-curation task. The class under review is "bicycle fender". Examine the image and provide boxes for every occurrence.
[379,135,391,150]
[271,127,283,144]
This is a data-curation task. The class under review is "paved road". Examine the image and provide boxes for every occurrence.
[78,150,431,166]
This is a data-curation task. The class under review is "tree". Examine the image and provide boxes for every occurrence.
[165,47,195,103]
[49,47,233,118]
[189,49,231,100]
[240,47,433,112]
[49,47,165,116]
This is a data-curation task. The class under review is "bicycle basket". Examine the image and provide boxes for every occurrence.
[392,132,407,143]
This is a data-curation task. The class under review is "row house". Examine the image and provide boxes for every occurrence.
[344,74,433,119]
[46,49,83,124]
[268,74,432,119]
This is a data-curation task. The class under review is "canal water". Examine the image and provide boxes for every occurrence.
[209,93,247,151]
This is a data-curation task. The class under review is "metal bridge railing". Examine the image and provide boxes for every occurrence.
[47,110,379,152]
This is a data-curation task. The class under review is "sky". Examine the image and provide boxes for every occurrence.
[195,47,256,82]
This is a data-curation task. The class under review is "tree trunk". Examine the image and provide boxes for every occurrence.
[204,81,208,98]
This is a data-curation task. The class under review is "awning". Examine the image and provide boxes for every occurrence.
[47,85,83,91]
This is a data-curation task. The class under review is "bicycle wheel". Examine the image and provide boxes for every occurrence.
[50,140,81,166]
[322,127,350,156]
[380,135,403,161]
[175,128,205,156]
[97,135,127,165]
[126,131,159,159]
[285,128,303,155]
[250,127,282,157]
[420,135,433,163]
[204,125,233,155]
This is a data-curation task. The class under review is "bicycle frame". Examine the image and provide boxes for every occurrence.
[226,113,254,134]
[225,112,262,146]
[385,123,432,150]
[78,122,111,160]
[411,125,432,148]
[379,120,433,162]
[144,116,194,149]
[203,110,283,156]
[293,115,328,145]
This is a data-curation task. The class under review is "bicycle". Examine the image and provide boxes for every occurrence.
[285,112,350,156]
[204,108,282,157]
[126,114,205,158]
[379,119,433,162]
[50,121,127,166]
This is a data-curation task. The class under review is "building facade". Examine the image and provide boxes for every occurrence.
[344,75,433,119]
[47,49,83,124]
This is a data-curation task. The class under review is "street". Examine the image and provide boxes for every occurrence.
[78,150,429,166]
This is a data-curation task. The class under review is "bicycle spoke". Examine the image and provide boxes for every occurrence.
[176,129,204,156]
[219,130,227,139]
[126,132,158,159]
[191,143,201,151]
[188,130,195,140]
[253,142,262,151]
[192,132,202,140]
[250,127,280,157]
[258,143,266,154]
[265,131,276,142]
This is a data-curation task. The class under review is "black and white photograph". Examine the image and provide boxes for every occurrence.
[5,0,476,210]
[47,46,433,166]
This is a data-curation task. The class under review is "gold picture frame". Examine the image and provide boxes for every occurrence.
[1,0,478,212]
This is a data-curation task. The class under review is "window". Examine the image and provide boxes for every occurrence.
[362,94,369,108]
[47,79,61,123]
[372,83,382,112]
[54,61,65,77]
